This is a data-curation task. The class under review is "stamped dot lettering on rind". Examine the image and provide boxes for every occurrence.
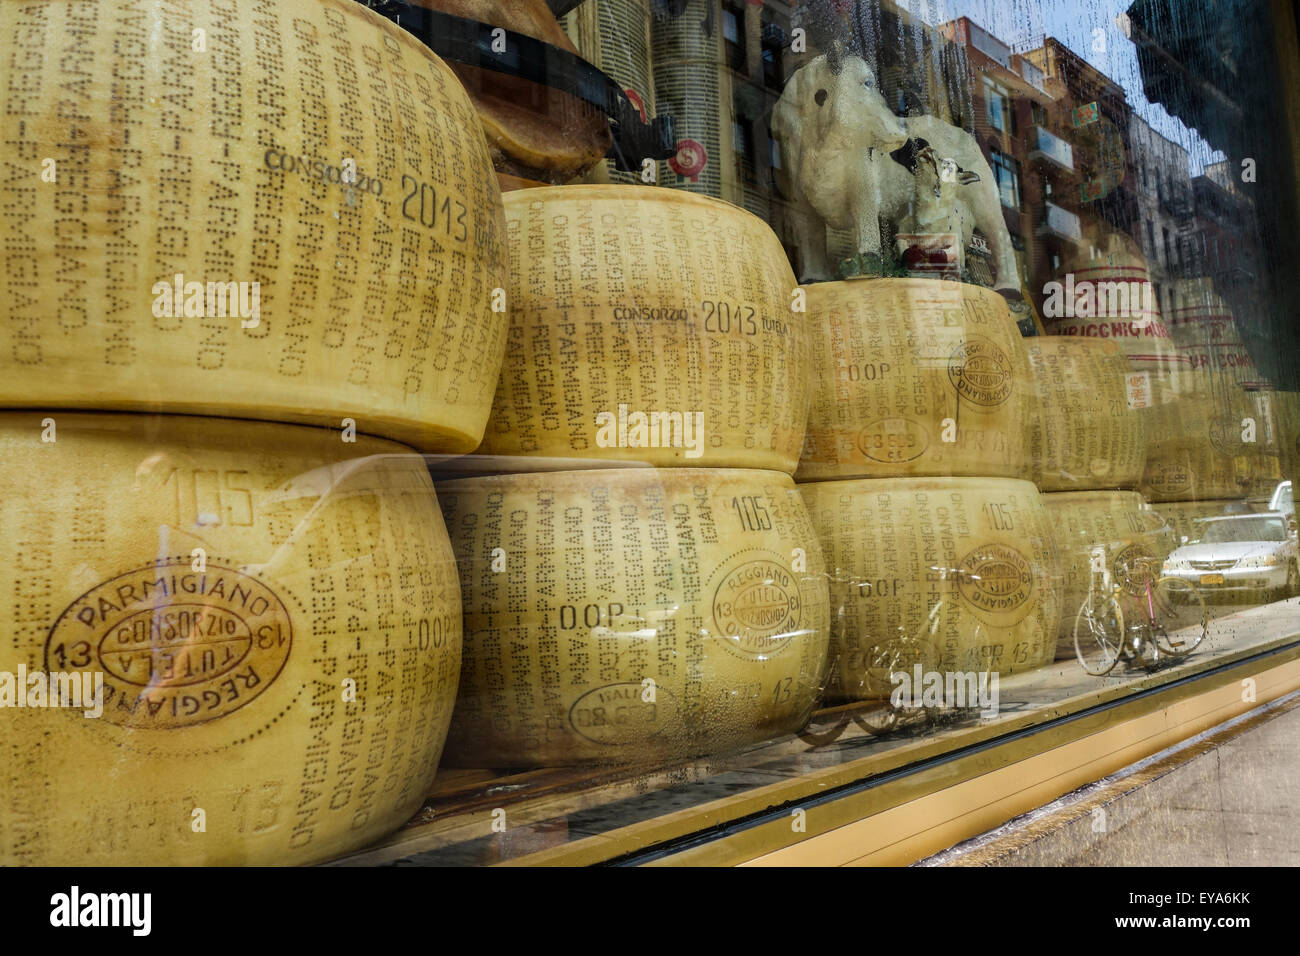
[436,468,831,767]
[800,476,1060,703]
[0,0,509,453]
[567,682,682,746]
[480,186,810,473]
[798,279,1034,482]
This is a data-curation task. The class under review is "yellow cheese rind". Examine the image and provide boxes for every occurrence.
[478,185,810,472]
[0,413,461,865]
[1028,338,1147,491]
[436,467,831,766]
[800,477,1062,702]
[1046,296,1192,395]
[797,279,1034,482]
[1276,391,1300,486]
[0,0,508,452]
[1042,491,1175,655]
[1168,278,1257,382]
[1139,373,1270,502]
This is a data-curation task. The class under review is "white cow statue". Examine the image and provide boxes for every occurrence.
[772,54,1021,292]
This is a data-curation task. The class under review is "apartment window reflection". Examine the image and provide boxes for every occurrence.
[723,2,745,73]
[991,149,1021,208]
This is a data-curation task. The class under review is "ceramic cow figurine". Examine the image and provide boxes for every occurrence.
[772,54,1022,293]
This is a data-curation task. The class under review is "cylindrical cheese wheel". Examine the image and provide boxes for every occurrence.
[1042,491,1175,656]
[797,279,1033,482]
[1027,337,1147,491]
[1238,385,1287,496]
[478,185,810,472]
[800,477,1062,703]
[1276,391,1300,486]
[1140,375,1252,501]
[436,467,831,766]
[1152,499,1245,545]
[0,413,461,865]
[1044,259,1191,400]
[0,0,507,452]
[1169,278,1255,382]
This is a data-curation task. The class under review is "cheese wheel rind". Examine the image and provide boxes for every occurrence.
[479,185,811,473]
[1139,374,1266,502]
[437,467,831,765]
[1042,491,1175,653]
[0,0,508,452]
[0,413,461,865]
[1027,337,1147,491]
[800,477,1062,702]
[797,279,1034,482]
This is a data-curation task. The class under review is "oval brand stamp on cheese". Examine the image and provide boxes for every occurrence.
[798,279,1033,482]
[710,556,801,659]
[568,682,683,747]
[857,418,930,464]
[45,562,292,730]
[947,337,1014,407]
[957,544,1034,622]
[0,412,463,866]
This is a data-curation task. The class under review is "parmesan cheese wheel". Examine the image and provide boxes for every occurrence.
[436,467,831,766]
[1046,316,1191,395]
[1238,385,1287,496]
[1044,257,1190,401]
[800,477,1062,703]
[1276,391,1300,485]
[1140,375,1252,502]
[1042,491,1175,655]
[477,185,810,472]
[0,413,461,865]
[1152,499,1244,546]
[0,0,508,452]
[797,279,1033,482]
[1169,278,1256,382]
[1027,338,1147,491]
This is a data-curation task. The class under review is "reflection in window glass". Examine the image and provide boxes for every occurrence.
[1200,517,1288,543]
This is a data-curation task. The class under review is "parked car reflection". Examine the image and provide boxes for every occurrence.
[1162,513,1299,602]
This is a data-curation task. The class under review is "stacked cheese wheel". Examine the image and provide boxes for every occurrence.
[0,0,509,452]
[801,478,1061,701]
[1027,338,1147,491]
[1041,492,1175,657]
[0,415,462,865]
[439,184,829,766]
[798,279,1062,701]
[799,279,1034,481]
[0,0,511,864]
[1044,257,1192,398]
[481,185,811,470]
[438,469,830,766]
[1139,373,1253,502]
[1169,278,1257,384]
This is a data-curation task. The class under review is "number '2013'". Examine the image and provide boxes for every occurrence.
[401,175,468,241]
